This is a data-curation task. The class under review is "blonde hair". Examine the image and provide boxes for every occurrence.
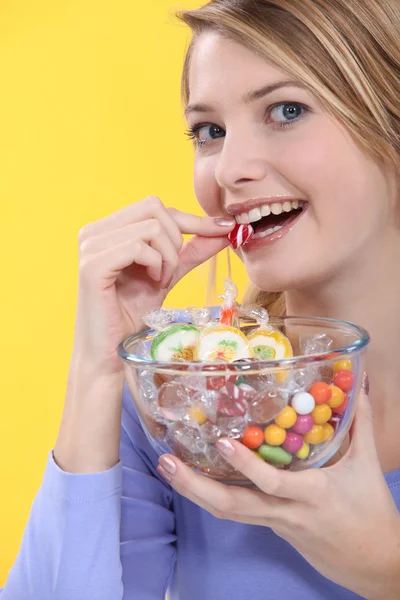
[177,0,400,315]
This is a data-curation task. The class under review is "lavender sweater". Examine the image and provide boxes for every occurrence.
[1,385,399,600]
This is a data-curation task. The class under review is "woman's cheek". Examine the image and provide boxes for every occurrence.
[194,155,221,216]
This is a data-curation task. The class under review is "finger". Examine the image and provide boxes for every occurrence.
[157,455,289,521]
[79,197,183,252]
[346,378,378,463]
[169,235,231,289]
[215,439,318,502]
[168,207,236,237]
[79,219,180,287]
[80,239,163,286]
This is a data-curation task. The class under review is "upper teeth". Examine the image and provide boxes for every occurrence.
[236,200,304,224]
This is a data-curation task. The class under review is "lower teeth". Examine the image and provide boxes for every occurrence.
[256,225,283,239]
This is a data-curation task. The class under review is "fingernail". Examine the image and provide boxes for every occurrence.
[157,466,173,484]
[213,217,236,227]
[362,371,369,395]
[159,456,176,475]
[216,439,235,457]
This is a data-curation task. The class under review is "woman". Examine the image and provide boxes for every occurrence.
[1,0,399,598]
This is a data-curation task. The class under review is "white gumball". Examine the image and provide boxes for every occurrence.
[291,392,315,415]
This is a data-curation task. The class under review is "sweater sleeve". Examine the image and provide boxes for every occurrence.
[0,386,177,600]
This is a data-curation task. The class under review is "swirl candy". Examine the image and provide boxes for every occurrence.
[143,309,200,362]
[241,305,293,360]
[195,325,254,362]
[228,223,254,249]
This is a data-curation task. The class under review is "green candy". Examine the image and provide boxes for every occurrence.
[258,444,292,465]
[150,324,199,361]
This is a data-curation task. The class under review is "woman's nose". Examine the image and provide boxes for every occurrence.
[214,129,269,191]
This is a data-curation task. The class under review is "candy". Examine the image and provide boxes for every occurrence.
[333,369,355,393]
[217,381,250,416]
[311,403,332,425]
[264,424,287,446]
[241,426,264,449]
[303,424,325,445]
[296,441,310,459]
[258,444,292,465]
[327,385,345,409]
[195,325,254,362]
[321,423,335,442]
[247,328,293,360]
[332,359,352,373]
[332,393,349,414]
[219,279,240,329]
[291,414,314,435]
[151,324,200,361]
[309,381,332,405]
[274,406,297,429]
[158,382,189,420]
[291,392,315,415]
[187,405,208,425]
[248,390,286,423]
[228,223,254,249]
[282,432,304,454]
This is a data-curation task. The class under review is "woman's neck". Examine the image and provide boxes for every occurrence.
[284,230,400,472]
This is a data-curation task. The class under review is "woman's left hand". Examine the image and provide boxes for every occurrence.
[157,387,400,600]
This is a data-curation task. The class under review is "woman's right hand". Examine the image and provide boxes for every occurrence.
[55,196,235,473]
[73,196,235,375]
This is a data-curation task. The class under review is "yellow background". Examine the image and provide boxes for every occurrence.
[0,0,248,583]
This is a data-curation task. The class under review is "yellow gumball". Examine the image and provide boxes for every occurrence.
[311,403,332,425]
[296,442,310,459]
[275,406,297,429]
[304,425,325,445]
[264,424,287,446]
[328,385,345,409]
[332,359,352,373]
[321,423,335,442]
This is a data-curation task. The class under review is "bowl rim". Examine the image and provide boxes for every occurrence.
[117,314,370,373]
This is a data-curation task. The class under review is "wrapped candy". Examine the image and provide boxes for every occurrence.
[228,223,254,249]
[195,326,254,362]
[219,278,240,328]
[143,309,200,362]
[241,305,293,360]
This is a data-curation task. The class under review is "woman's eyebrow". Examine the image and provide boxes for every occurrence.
[184,80,307,117]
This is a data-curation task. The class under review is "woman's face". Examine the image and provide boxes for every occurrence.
[186,32,393,292]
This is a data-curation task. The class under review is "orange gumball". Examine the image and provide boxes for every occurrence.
[309,381,332,405]
[242,426,264,449]
[264,424,287,446]
[328,385,345,408]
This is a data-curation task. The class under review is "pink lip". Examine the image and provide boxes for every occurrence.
[241,203,308,251]
[226,197,306,216]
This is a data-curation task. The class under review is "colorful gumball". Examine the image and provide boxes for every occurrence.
[258,444,292,465]
[309,381,332,405]
[328,385,345,409]
[311,403,332,425]
[264,424,287,446]
[295,441,310,459]
[321,423,335,442]
[332,359,352,373]
[332,393,350,414]
[275,406,297,429]
[303,424,325,445]
[242,426,264,449]
[291,392,315,415]
[291,414,314,435]
[282,432,304,454]
[333,369,355,393]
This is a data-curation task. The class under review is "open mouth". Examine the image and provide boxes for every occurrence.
[236,200,306,239]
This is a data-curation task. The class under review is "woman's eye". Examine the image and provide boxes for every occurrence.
[267,102,309,128]
[186,123,225,147]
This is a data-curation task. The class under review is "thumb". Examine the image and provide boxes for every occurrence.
[347,372,377,461]
[172,234,231,286]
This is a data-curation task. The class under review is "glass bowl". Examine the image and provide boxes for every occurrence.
[118,314,369,485]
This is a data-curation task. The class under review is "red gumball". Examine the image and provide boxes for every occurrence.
[333,370,355,393]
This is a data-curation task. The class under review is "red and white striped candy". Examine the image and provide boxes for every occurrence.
[228,223,254,249]
[217,382,250,416]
